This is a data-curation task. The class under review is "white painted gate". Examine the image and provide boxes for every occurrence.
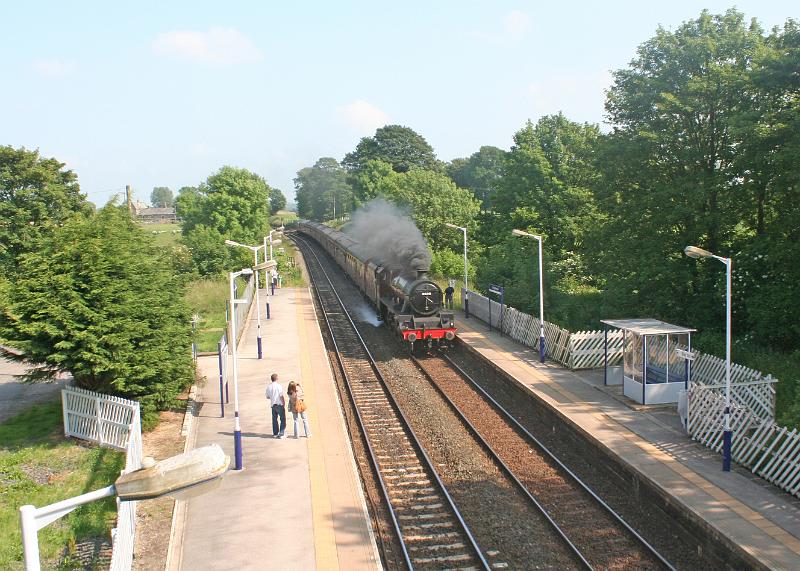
[61,387,142,571]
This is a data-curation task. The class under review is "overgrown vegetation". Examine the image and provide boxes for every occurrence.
[0,401,124,569]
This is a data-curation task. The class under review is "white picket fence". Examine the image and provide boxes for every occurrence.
[688,385,800,498]
[231,274,255,344]
[464,289,620,368]
[62,387,142,571]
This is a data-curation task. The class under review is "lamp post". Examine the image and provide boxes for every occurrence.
[225,240,265,360]
[190,314,201,361]
[685,245,733,472]
[513,229,545,363]
[229,267,253,470]
[445,223,469,317]
[20,445,229,571]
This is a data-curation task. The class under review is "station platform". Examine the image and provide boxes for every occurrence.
[167,286,382,571]
[455,311,800,570]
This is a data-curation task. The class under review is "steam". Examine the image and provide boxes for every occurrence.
[344,198,431,277]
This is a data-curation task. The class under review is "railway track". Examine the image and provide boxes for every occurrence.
[411,353,676,571]
[294,234,493,570]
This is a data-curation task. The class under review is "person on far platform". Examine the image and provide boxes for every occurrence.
[444,281,455,310]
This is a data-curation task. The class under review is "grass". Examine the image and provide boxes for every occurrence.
[185,278,229,352]
[0,401,125,570]
[273,238,306,287]
[137,222,181,248]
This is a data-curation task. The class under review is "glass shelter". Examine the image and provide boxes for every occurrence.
[601,319,695,405]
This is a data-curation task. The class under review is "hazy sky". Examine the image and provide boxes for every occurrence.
[1,1,796,206]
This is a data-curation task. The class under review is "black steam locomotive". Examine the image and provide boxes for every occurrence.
[298,220,456,351]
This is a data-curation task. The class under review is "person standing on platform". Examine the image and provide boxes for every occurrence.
[266,373,286,438]
[444,280,455,310]
[287,381,311,438]
[270,269,278,295]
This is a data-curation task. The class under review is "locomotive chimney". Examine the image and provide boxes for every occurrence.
[416,268,428,279]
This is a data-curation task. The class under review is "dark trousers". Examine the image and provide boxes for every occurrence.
[445,296,453,309]
[271,281,276,295]
[271,404,286,435]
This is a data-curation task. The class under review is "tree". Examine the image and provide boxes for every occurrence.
[150,186,174,208]
[596,9,767,326]
[446,146,506,211]
[176,167,272,275]
[476,116,602,321]
[0,205,194,416]
[0,146,91,274]
[269,187,287,214]
[342,125,441,175]
[294,158,353,220]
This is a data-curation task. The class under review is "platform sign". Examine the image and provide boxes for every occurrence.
[487,284,505,336]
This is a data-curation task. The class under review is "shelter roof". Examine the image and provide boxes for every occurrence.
[600,318,695,336]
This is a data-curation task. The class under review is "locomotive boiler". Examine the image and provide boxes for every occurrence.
[297,220,456,351]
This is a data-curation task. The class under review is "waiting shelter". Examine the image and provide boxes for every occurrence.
[601,319,695,405]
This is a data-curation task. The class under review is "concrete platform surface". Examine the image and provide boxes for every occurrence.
[455,312,800,571]
[168,286,381,571]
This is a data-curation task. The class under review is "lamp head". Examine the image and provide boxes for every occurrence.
[224,239,240,247]
[254,260,277,271]
[444,222,458,229]
[240,268,254,276]
[684,245,713,259]
[512,229,529,237]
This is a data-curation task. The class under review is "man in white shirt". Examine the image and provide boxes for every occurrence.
[266,373,286,438]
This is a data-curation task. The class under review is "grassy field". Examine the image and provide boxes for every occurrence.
[138,222,181,248]
[185,278,228,353]
[0,401,124,570]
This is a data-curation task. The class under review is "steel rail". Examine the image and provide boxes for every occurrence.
[293,233,492,571]
[411,355,593,569]
[441,351,676,571]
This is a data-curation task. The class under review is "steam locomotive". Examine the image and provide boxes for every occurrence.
[297,220,456,351]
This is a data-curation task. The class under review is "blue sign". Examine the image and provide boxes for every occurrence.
[488,283,504,295]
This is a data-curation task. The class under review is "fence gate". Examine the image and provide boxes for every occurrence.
[62,387,142,571]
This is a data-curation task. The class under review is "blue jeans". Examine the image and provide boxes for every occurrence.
[272,404,286,436]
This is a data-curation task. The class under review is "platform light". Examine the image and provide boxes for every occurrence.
[685,245,733,472]
[513,229,545,363]
[20,445,229,571]
[444,223,469,317]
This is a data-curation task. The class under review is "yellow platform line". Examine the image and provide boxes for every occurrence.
[297,290,340,570]
[458,325,800,556]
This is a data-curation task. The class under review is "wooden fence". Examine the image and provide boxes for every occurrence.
[62,386,142,571]
[688,385,800,498]
[463,289,619,367]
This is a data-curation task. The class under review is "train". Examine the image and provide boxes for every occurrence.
[297,220,457,351]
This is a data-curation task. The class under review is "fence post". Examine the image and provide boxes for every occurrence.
[95,397,103,446]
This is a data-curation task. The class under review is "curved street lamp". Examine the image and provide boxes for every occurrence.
[444,223,469,317]
[684,245,733,472]
[20,445,229,571]
[513,229,545,363]
[225,240,265,360]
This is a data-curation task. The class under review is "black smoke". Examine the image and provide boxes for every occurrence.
[343,198,431,276]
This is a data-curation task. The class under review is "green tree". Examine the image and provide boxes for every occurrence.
[176,167,272,275]
[343,125,441,175]
[596,9,767,325]
[294,158,353,220]
[0,205,194,416]
[0,146,91,274]
[446,146,506,211]
[150,186,174,208]
[269,187,287,214]
[372,168,480,252]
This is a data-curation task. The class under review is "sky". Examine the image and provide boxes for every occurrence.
[1,1,796,207]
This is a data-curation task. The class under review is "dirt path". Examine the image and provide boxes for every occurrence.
[0,356,69,423]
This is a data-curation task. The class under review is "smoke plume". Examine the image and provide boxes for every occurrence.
[344,198,431,276]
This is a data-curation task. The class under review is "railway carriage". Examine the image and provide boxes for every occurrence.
[297,220,456,351]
